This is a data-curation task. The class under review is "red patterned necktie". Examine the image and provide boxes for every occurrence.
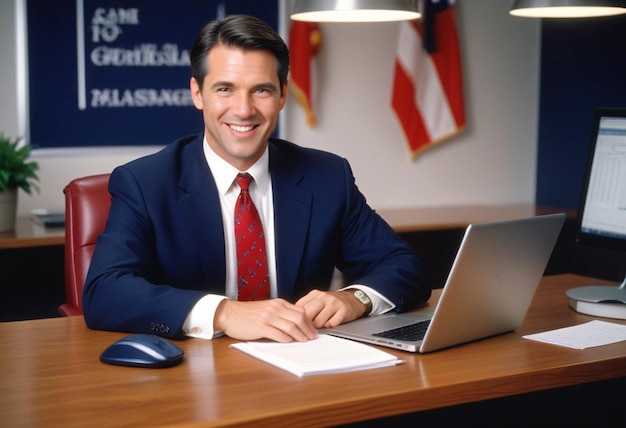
[234,173,270,301]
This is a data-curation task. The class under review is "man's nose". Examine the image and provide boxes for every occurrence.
[232,93,255,117]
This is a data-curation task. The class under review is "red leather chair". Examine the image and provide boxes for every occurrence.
[58,174,111,316]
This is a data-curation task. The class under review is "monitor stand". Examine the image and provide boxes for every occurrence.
[566,276,626,320]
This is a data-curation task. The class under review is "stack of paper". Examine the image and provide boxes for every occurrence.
[231,334,403,377]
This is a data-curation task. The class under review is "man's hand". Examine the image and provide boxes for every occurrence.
[295,289,367,329]
[213,299,318,342]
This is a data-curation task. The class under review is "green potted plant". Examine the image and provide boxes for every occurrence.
[0,133,39,232]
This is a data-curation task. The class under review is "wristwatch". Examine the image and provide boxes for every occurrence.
[346,289,372,316]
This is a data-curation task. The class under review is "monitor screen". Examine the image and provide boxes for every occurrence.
[567,109,626,316]
[577,109,626,252]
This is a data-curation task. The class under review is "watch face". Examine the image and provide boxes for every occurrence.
[354,290,370,304]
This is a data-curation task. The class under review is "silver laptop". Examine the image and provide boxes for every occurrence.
[324,213,566,353]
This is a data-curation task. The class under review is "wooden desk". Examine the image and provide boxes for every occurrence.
[0,216,64,249]
[1,274,624,427]
[0,204,575,321]
[377,203,575,233]
[0,204,571,250]
[0,218,65,321]
[378,204,577,287]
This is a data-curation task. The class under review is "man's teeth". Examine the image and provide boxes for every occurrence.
[230,125,255,132]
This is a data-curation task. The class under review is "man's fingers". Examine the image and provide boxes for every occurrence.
[215,299,317,342]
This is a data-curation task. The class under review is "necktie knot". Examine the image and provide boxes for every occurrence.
[236,173,253,192]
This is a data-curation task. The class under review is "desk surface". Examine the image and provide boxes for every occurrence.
[1,274,624,427]
[0,204,572,250]
[376,203,575,233]
[0,216,64,249]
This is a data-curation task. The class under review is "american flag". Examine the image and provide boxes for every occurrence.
[289,21,322,127]
[391,0,465,159]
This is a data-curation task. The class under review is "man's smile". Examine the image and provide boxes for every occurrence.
[229,124,258,132]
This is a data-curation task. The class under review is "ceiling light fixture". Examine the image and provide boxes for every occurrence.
[510,0,626,18]
[290,0,421,23]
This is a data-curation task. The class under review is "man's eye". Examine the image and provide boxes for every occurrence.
[255,88,272,96]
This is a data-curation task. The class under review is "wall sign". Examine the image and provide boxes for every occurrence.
[26,0,278,148]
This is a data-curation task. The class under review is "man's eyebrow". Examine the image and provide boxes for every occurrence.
[208,81,279,91]
[209,80,234,89]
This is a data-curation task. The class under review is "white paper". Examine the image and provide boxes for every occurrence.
[523,320,626,349]
[231,334,403,377]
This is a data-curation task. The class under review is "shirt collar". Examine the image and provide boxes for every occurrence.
[202,136,270,196]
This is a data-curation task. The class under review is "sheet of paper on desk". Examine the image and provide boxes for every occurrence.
[523,320,626,349]
[231,334,403,377]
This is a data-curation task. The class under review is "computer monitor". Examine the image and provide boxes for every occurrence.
[566,108,626,319]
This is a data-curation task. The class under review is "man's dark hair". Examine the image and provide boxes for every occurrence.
[190,14,290,94]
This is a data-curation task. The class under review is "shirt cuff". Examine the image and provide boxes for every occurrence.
[341,285,395,315]
[182,294,228,340]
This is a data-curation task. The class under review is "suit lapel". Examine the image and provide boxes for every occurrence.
[177,137,227,287]
[269,143,312,298]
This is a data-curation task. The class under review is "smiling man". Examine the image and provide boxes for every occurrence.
[82,14,431,343]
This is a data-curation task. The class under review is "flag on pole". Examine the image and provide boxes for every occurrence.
[289,21,322,127]
[391,0,465,159]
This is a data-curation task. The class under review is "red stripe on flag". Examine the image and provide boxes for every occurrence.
[391,2,465,159]
[428,8,465,128]
[289,21,322,127]
[391,60,430,152]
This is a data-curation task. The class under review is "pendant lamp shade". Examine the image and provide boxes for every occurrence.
[291,0,421,22]
[510,0,626,18]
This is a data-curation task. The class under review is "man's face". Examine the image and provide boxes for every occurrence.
[190,45,287,171]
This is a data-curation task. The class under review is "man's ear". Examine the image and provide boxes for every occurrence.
[190,77,203,110]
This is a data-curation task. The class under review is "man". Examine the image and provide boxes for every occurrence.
[83,14,431,342]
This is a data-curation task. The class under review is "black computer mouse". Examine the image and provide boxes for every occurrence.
[100,333,184,368]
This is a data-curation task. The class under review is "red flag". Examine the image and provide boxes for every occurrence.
[391,1,465,159]
[289,21,322,127]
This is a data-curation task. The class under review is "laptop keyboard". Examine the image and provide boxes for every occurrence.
[372,320,431,341]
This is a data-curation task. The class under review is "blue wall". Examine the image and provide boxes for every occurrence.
[537,15,626,210]
[27,0,278,148]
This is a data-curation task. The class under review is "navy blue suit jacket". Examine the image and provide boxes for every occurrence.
[83,135,431,337]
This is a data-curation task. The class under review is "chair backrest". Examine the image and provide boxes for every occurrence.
[58,173,111,316]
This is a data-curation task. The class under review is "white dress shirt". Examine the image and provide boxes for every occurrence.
[183,138,393,339]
